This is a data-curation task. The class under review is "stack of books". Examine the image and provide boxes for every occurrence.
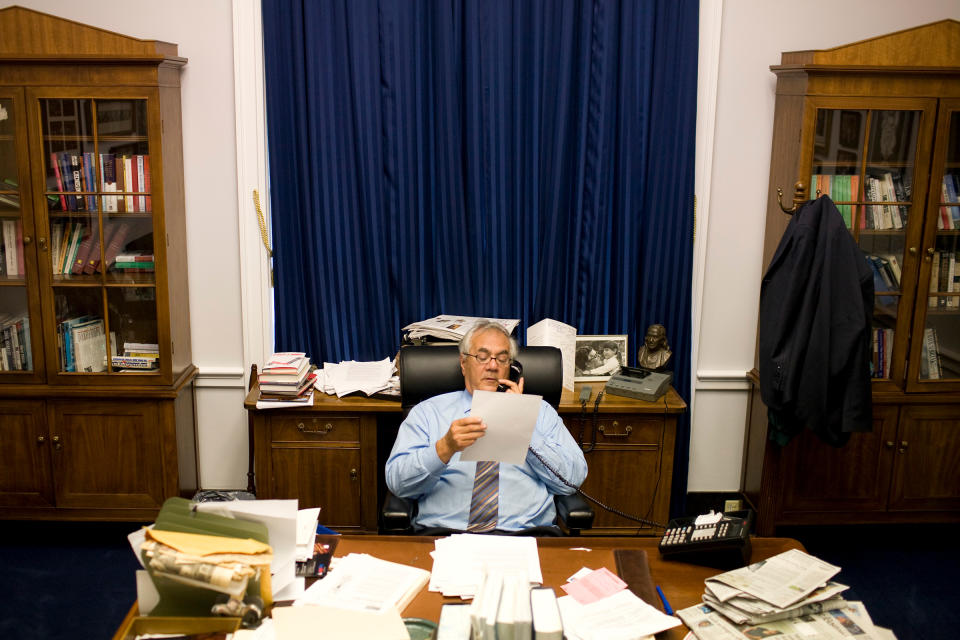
[677,549,898,639]
[111,342,160,371]
[258,352,315,404]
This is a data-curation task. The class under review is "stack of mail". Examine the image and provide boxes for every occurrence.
[314,358,396,397]
[677,549,898,640]
[428,534,543,599]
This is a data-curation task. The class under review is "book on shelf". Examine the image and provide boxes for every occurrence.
[143,155,152,211]
[50,152,68,211]
[63,222,85,275]
[136,154,146,212]
[103,221,130,269]
[82,152,97,211]
[123,155,134,212]
[57,315,96,372]
[2,219,19,277]
[71,225,96,275]
[70,154,84,212]
[111,355,159,370]
[100,153,118,212]
[82,226,104,274]
[72,318,107,373]
[259,372,317,399]
[123,341,160,353]
[922,327,942,380]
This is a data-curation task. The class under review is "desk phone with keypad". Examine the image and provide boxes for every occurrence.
[658,509,753,568]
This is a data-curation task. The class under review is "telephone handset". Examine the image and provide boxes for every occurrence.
[497,360,523,392]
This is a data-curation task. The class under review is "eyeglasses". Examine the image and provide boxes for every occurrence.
[464,352,511,366]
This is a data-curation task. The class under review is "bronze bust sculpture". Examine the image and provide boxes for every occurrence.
[637,324,672,370]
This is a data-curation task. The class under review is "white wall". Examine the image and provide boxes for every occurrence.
[691,0,960,491]
[13,0,251,489]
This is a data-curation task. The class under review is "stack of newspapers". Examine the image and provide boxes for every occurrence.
[677,549,897,640]
[401,315,519,345]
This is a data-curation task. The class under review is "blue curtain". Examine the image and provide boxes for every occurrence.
[262,0,697,514]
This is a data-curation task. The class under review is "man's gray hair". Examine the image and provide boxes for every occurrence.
[459,320,518,360]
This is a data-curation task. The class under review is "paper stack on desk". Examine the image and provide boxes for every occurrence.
[677,549,899,640]
[428,533,543,598]
[294,552,429,614]
[314,357,396,397]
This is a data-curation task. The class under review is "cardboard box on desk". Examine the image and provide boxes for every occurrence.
[138,497,273,620]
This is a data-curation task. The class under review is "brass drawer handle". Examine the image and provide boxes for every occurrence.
[598,421,632,437]
[298,422,334,435]
[52,435,63,450]
[350,468,358,481]
[898,440,908,454]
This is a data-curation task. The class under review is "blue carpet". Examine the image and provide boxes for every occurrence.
[782,524,960,640]
[0,521,144,639]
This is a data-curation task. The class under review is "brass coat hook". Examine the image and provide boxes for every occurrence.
[777,181,809,215]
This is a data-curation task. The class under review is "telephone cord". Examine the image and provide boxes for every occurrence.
[527,445,666,530]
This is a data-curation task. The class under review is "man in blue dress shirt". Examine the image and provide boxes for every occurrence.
[385,320,588,534]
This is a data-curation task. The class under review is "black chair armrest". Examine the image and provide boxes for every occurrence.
[381,491,417,533]
[554,492,594,534]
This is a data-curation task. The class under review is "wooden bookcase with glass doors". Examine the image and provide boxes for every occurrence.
[0,7,197,520]
[743,20,960,534]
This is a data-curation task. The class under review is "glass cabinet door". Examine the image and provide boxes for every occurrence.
[38,96,159,377]
[0,90,41,378]
[807,101,932,388]
[914,102,960,388]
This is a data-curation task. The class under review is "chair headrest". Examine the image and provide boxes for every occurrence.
[398,345,563,409]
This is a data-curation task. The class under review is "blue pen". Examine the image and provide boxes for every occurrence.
[656,585,674,615]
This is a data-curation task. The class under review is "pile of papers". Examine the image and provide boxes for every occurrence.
[556,566,681,640]
[257,352,316,408]
[402,314,519,344]
[677,549,898,640]
[294,552,430,613]
[314,357,397,398]
[428,533,543,598]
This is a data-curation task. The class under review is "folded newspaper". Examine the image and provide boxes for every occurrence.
[402,315,520,344]
[677,549,898,640]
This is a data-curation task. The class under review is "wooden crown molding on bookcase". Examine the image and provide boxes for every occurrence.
[774,19,960,71]
[0,5,185,65]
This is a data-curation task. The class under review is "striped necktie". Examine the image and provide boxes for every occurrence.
[467,461,499,532]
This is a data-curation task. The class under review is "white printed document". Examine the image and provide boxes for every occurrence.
[460,390,541,465]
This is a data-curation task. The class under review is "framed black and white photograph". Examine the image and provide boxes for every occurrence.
[574,334,627,382]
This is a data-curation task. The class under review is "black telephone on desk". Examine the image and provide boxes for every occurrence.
[658,509,754,568]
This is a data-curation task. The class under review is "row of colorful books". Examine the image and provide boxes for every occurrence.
[49,151,151,213]
[810,171,910,230]
[0,313,32,372]
[49,220,139,275]
[258,352,315,403]
[1,218,25,277]
[937,173,960,229]
[929,250,960,309]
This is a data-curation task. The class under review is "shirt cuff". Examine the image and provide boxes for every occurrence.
[420,440,448,476]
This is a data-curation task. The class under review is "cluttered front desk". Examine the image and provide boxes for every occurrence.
[243,378,686,536]
[113,533,805,639]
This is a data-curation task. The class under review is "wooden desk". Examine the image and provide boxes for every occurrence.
[114,535,802,640]
[244,383,686,535]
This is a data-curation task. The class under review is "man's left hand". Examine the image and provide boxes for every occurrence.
[497,376,524,394]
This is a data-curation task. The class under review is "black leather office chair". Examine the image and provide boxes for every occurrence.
[381,345,594,536]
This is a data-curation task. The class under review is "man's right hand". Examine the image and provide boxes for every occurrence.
[436,416,486,463]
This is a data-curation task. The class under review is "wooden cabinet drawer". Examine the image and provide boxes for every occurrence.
[270,415,360,443]
[567,415,664,446]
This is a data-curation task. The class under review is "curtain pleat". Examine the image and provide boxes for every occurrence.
[263,0,697,514]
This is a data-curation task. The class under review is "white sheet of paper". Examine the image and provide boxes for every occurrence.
[460,390,541,465]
